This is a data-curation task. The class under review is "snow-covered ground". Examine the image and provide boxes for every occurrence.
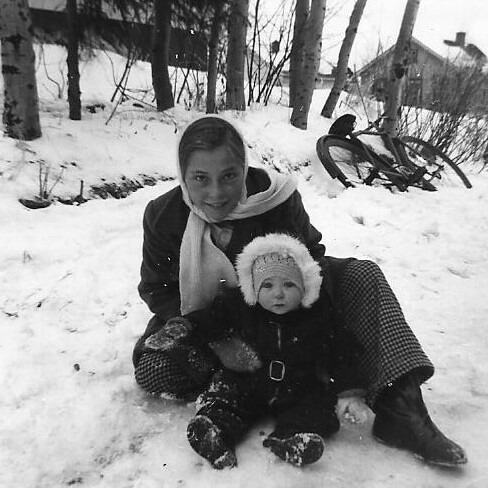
[1,46,488,488]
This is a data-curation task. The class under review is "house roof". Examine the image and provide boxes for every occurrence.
[357,37,445,74]
[357,36,486,75]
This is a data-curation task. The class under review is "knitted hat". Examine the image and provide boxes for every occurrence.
[236,233,323,308]
[252,252,305,298]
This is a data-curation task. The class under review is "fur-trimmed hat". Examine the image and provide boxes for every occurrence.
[235,233,323,308]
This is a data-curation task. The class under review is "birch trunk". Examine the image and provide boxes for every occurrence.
[67,0,81,120]
[152,0,174,111]
[0,0,42,140]
[382,0,421,136]
[290,0,326,129]
[225,0,249,111]
[321,0,367,118]
[289,0,309,108]
[206,2,223,114]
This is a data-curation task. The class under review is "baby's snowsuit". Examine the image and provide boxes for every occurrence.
[185,286,340,462]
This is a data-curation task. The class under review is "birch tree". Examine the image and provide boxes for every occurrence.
[225,0,249,111]
[382,0,420,136]
[0,0,42,140]
[289,0,309,108]
[152,0,174,111]
[290,0,326,129]
[206,1,224,113]
[67,0,81,120]
[321,0,367,118]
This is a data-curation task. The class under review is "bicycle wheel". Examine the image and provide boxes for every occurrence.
[400,136,472,189]
[316,135,405,189]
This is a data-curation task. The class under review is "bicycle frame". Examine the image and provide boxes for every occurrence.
[344,117,436,188]
[347,130,429,190]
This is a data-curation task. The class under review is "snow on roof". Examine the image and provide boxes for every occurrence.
[358,34,486,73]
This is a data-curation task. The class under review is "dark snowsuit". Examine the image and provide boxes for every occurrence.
[185,287,340,442]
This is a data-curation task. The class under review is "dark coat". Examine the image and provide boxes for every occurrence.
[186,287,335,405]
[134,167,357,371]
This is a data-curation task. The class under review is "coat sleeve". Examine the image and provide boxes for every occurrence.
[285,190,326,261]
[185,290,242,344]
[137,200,181,321]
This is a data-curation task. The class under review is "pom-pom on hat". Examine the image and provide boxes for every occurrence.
[236,233,323,308]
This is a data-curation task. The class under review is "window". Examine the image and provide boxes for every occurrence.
[409,48,419,64]
[405,76,422,106]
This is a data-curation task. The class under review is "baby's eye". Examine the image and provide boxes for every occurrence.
[284,281,297,288]
[261,281,273,289]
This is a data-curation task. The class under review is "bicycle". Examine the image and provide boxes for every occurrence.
[316,114,472,191]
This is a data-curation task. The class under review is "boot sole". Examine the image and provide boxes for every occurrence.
[373,433,467,468]
[263,433,324,466]
[187,415,237,469]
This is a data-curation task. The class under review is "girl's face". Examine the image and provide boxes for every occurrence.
[184,145,245,221]
[257,276,302,315]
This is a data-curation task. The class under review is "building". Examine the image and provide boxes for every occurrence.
[28,0,207,70]
[355,33,488,112]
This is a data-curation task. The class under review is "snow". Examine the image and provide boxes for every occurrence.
[1,46,488,488]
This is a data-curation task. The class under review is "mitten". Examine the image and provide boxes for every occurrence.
[336,390,370,424]
[209,335,262,372]
[144,317,194,352]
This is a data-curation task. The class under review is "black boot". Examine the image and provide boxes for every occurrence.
[263,432,325,466]
[187,415,237,469]
[373,373,467,467]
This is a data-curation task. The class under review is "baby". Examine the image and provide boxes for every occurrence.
[180,233,340,468]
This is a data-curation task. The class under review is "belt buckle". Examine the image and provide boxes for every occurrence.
[269,360,285,381]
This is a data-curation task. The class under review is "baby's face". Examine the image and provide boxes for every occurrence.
[257,276,302,315]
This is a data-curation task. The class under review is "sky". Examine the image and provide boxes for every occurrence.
[1,45,488,488]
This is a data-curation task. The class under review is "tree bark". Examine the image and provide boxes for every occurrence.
[289,0,309,108]
[206,1,224,113]
[67,0,81,120]
[321,0,367,118]
[225,0,249,111]
[0,0,42,140]
[382,0,421,136]
[152,0,174,111]
[290,0,326,130]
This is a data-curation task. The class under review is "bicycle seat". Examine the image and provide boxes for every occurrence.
[328,114,356,136]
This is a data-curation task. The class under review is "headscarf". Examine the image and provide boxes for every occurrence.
[177,115,297,314]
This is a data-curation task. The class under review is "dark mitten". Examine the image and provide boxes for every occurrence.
[209,336,262,372]
[144,317,194,352]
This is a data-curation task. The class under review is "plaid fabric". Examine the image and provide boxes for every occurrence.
[135,351,200,399]
[339,260,434,406]
[135,259,434,406]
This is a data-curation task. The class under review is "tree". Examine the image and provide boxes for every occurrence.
[152,0,174,111]
[382,0,421,137]
[0,0,42,140]
[67,0,82,120]
[321,0,367,118]
[246,1,295,106]
[225,0,249,110]
[206,1,225,113]
[289,0,309,108]
[290,0,326,129]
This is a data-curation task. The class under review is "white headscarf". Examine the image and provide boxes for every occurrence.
[177,116,297,314]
